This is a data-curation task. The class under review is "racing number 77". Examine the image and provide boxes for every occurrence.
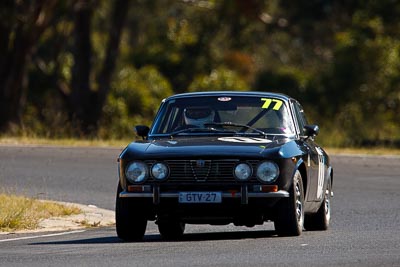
[261,98,283,110]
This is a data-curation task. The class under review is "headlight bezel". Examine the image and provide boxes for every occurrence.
[233,162,253,181]
[125,161,149,184]
[256,161,280,184]
[151,162,169,181]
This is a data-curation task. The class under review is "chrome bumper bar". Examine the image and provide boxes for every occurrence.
[119,189,289,205]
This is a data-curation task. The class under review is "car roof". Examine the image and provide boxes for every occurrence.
[164,91,292,102]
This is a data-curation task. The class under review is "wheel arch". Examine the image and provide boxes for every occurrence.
[297,161,308,198]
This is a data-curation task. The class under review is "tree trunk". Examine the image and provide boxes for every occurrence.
[69,0,131,135]
[0,24,30,129]
[96,0,132,123]
[70,0,95,134]
[0,1,56,131]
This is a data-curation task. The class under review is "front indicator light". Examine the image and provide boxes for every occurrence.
[128,185,152,192]
[253,185,278,192]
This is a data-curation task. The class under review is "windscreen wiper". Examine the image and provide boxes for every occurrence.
[204,122,267,137]
[169,127,235,138]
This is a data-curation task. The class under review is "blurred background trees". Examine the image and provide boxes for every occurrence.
[1,0,399,147]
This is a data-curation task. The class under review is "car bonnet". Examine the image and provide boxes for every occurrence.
[124,136,291,159]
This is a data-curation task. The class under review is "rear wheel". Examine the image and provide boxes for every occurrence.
[305,176,332,231]
[274,170,304,236]
[115,183,147,241]
[157,219,186,240]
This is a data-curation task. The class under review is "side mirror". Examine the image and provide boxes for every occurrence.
[303,124,319,138]
[134,125,150,139]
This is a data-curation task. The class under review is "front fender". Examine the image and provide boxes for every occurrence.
[277,157,306,192]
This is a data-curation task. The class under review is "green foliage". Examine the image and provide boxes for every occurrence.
[98,65,173,139]
[2,0,400,147]
[312,5,400,146]
[188,67,249,92]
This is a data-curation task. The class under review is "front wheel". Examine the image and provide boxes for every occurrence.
[274,170,304,236]
[115,183,147,241]
[304,176,332,231]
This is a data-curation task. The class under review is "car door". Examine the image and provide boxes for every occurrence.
[291,100,324,202]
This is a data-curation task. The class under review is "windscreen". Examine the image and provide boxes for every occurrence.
[151,96,295,135]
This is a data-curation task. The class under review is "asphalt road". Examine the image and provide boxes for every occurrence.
[1,145,399,266]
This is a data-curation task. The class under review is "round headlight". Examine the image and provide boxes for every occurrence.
[151,162,169,180]
[125,161,148,183]
[256,161,279,183]
[234,163,252,181]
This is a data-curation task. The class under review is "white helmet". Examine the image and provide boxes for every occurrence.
[184,107,215,127]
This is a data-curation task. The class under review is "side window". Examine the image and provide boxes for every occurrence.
[292,101,308,135]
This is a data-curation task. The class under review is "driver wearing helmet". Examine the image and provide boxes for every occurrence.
[183,107,215,128]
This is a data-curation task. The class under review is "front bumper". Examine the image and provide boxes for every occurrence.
[119,185,289,205]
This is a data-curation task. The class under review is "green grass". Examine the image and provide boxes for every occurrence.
[0,194,81,232]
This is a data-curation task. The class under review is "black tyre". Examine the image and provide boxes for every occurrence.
[274,170,304,236]
[115,183,147,241]
[304,176,332,231]
[157,219,185,240]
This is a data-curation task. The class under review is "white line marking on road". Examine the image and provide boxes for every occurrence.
[0,230,86,243]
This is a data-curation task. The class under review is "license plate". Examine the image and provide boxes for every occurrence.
[179,192,222,203]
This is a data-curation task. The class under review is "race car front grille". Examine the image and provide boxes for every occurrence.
[145,159,260,183]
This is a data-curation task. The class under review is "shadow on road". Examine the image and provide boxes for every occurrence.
[30,230,277,245]
[170,230,277,242]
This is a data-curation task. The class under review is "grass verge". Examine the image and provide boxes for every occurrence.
[0,136,130,148]
[0,194,81,232]
[326,147,400,156]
